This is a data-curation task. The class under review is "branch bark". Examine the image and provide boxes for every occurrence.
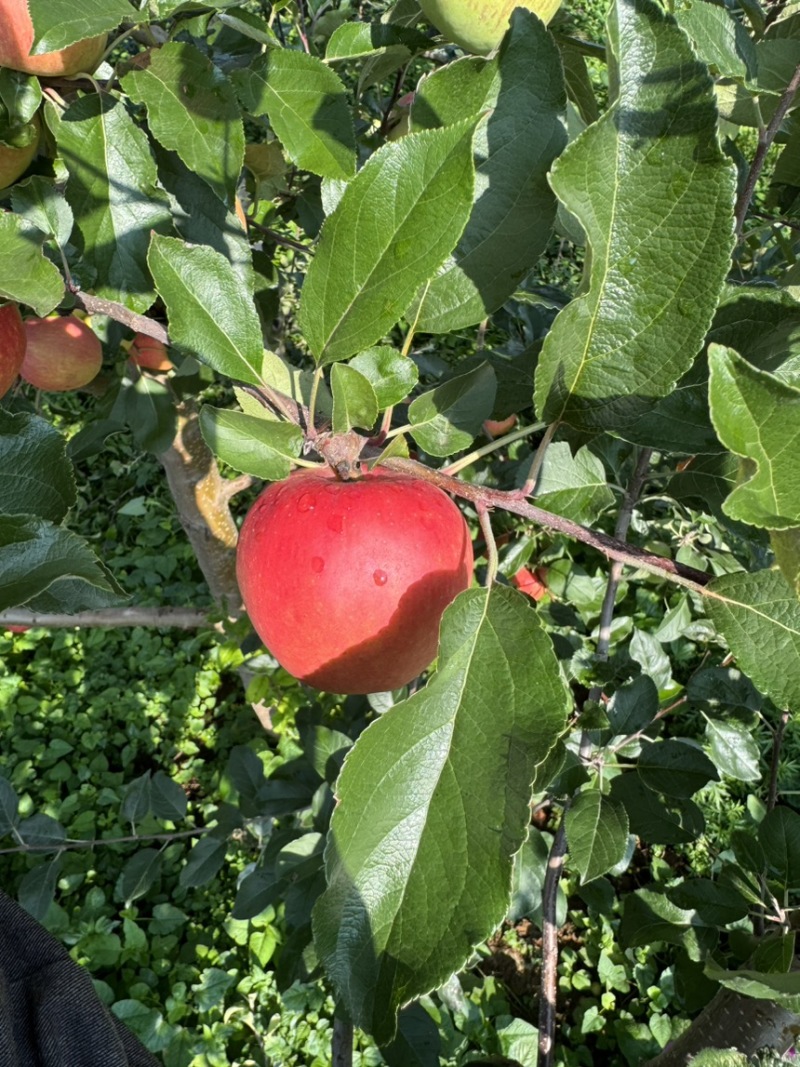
[539,819,568,1067]
[0,607,215,629]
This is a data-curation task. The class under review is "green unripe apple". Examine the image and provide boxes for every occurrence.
[419,0,562,55]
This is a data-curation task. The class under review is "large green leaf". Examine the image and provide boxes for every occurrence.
[408,363,496,457]
[0,213,64,315]
[706,569,800,710]
[313,586,570,1042]
[760,806,800,890]
[534,0,735,431]
[408,10,566,333]
[0,515,120,611]
[0,412,75,522]
[148,235,264,386]
[674,0,757,81]
[27,0,129,53]
[298,119,479,365]
[53,94,172,313]
[533,442,615,524]
[709,345,800,530]
[232,50,356,181]
[122,43,244,204]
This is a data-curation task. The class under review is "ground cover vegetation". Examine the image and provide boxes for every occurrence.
[1,0,800,1064]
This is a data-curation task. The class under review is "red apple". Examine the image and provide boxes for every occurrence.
[0,0,106,76]
[483,413,518,438]
[20,314,102,391]
[5,625,29,633]
[0,303,26,397]
[236,467,474,694]
[128,332,173,372]
[512,566,548,602]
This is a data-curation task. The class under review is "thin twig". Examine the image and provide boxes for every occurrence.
[477,504,498,586]
[378,66,408,138]
[73,290,169,343]
[0,607,219,629]
[0,827,207,856]
[608,696,688,755]
[247,218,311,255]
[735,62,800,236]
[332,1012,353,1067]
[539,818,568,1067]
[768,711,791,812]
[520,420,558,498]
[381,457,711,591]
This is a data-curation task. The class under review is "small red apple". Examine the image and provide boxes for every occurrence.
[512,566,548,602]
[20,314,102,391]
[0,0,106,76]
[236,467,474,694]
[5,625,29,633]
[0,303,26,398]
[128,332,173,372]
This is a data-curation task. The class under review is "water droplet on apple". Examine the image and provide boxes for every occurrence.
[311,556,325,573]
[297,492,316,512]
[327,514,343,533]
[373,569,388,586]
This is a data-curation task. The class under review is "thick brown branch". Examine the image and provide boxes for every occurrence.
[0,607,216,630]
[73,290,169,344]
[381,457,711,591]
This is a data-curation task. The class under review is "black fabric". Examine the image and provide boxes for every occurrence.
[0,890,160,1066]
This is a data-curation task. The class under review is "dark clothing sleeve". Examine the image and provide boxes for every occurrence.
[0,890,160,1066]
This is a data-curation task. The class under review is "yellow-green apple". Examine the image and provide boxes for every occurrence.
[236,467,474,694]
[0,303,26,397]
[419,0,562,55]
[0,0,106,76]
[20,314,102,391]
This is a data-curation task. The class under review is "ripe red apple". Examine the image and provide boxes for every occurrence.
[511,566,548,602]
[0,303,26,398]
[128,332,173,372]
[483,413,518,438]
[20,314,103,391]
[236,467,474,694]
[0,0,106,76]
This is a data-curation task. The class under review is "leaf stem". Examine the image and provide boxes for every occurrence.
[442,422,544,477]
[477,505,498,586]
[520,421,558,498]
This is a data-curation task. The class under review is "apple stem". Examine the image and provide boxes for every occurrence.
[520,420,558,498]
[477,504,498,587]
[442,421,544,477]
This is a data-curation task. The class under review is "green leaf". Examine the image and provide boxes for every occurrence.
[148,235,264,385]
[667,877,750,925]
[0,412,76,523]
[706,569,800,710]
[704,958,800,1012]
[0,777,19,837]
[0,515,119,612]
[772,526,800,597]
[151,771,188,823]
[760,806,800,890]
[199,406,303,481]
[0,69,42,127]
[122,43,245,203]
[408,362,496,457]
[17,813,65,848]
[704,718,761,782]
[0,213,64,315]
[153,144,253,290]
[409,10,567,332]
[349,347,419,408]
[629,628,672,692]
[120,849,164,905]
[611,773,705,845]
[180,837,227,888]
[709,345,800,529]
[232,50,356,181]
[54,94,172,313]
[313,585,570,1042]
[637,739,719,797]
[331,364,379,433]
[11,177,74,247]
[325,21,429,62]
[27,0,129,53]
[565,791,630,884]
[379,1003,441,1067]
[111,1000,177,1054]
[533,442,615,524]
[674,0,757,81]
[121,772,152,824]
[298,118,479,365]
[607,675,659,736]
[18,857,61,922]
[122,376,176,456]
[534,0,735,431]
[620,887,718,961]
